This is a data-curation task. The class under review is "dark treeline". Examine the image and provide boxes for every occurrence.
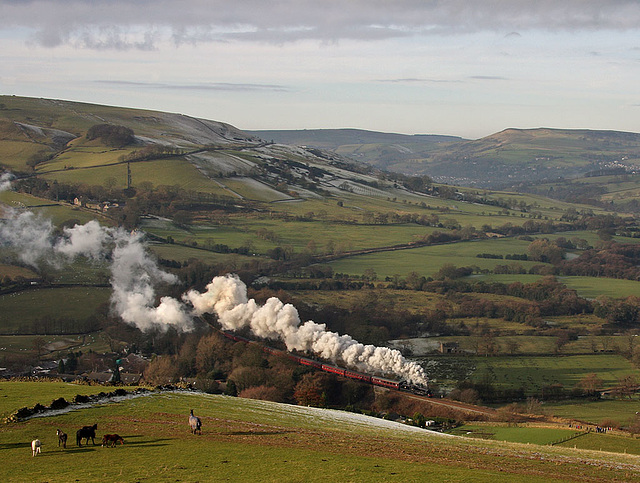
[86,124,134,148]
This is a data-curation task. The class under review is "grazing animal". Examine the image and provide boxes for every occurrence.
[57,429,67,449]
[101,434,124,447]
[76,424,97,447]
[31,439,41,457]
[189,409,202,435]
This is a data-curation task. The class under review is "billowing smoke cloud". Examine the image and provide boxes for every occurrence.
[185,274,428,385]
[0,209,191,331]
[0,205,427,383]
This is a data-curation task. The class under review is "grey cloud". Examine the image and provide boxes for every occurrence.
[469,76,508,81]
[3,1,640,49]
[95,80,290,92]
[378,78,464,84]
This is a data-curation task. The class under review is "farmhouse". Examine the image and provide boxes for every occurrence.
[439,342,461,354]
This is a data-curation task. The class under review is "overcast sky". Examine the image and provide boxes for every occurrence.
[1,0,640,138]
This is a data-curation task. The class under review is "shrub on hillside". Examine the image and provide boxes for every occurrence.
[239,385,286,402]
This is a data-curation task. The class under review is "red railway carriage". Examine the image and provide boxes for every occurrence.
[371,376,401,389]
[344,369,372,384]
[262,346,281,356]
[321,364,346,376]
[221,331,250,343]
[298,357,323,369]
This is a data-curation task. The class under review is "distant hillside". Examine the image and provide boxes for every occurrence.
[0,96,395,205]
[4,96,640,200]
[250,127,640,188]
[421,128,640,188]
[247,128,462,147]
[247,128,464,174]
[0,96,258,148]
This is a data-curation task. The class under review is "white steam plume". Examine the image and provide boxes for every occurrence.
[0,210,55,267]
[0,172,14,192]
[0,209,191,332]
[109,229,191,331]
[185,274,428,385]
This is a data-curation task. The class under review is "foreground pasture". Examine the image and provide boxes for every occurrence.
[1,389,639,482]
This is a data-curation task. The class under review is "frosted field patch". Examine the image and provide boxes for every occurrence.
[188,151,257,176]
[180,392,454,439]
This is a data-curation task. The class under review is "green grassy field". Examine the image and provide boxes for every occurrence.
[472,354,639,394]
[0,381,119,419]
[543,399,640,427]
[0,386,638,482]
[41,157,228,195]
[327,237,546,278]
[449,423,578,445]
[558,431,640,455]
[143,217,443,255]
[0,332,108,360]
[149,242,262,265]
[0,287,111,331]
[451,422,640,455]
[469,274,640,298]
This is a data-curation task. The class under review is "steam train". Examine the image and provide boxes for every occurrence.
[220,330,431,397]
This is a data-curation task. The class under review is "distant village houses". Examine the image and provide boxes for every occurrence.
[73,197,122,212]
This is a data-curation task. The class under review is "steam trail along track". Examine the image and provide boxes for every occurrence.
[203,318,497,417]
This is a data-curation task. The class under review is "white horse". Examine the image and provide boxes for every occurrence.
[189,409,202,435]
[31,439,41,457]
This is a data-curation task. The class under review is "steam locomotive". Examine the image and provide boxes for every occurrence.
[220,330,431,397]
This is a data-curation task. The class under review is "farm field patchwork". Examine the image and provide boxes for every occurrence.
[40,157,228,195]
[469,274,640,299]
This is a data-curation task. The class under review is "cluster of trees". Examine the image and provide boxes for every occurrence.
[559,242,640,280]
[143,330,376,409]
[594,296,640,327]
[26,315,102,336]
[86,124,134,148]
[118,144,184,162]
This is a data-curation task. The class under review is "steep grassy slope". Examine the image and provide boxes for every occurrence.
[1,386,639,482]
